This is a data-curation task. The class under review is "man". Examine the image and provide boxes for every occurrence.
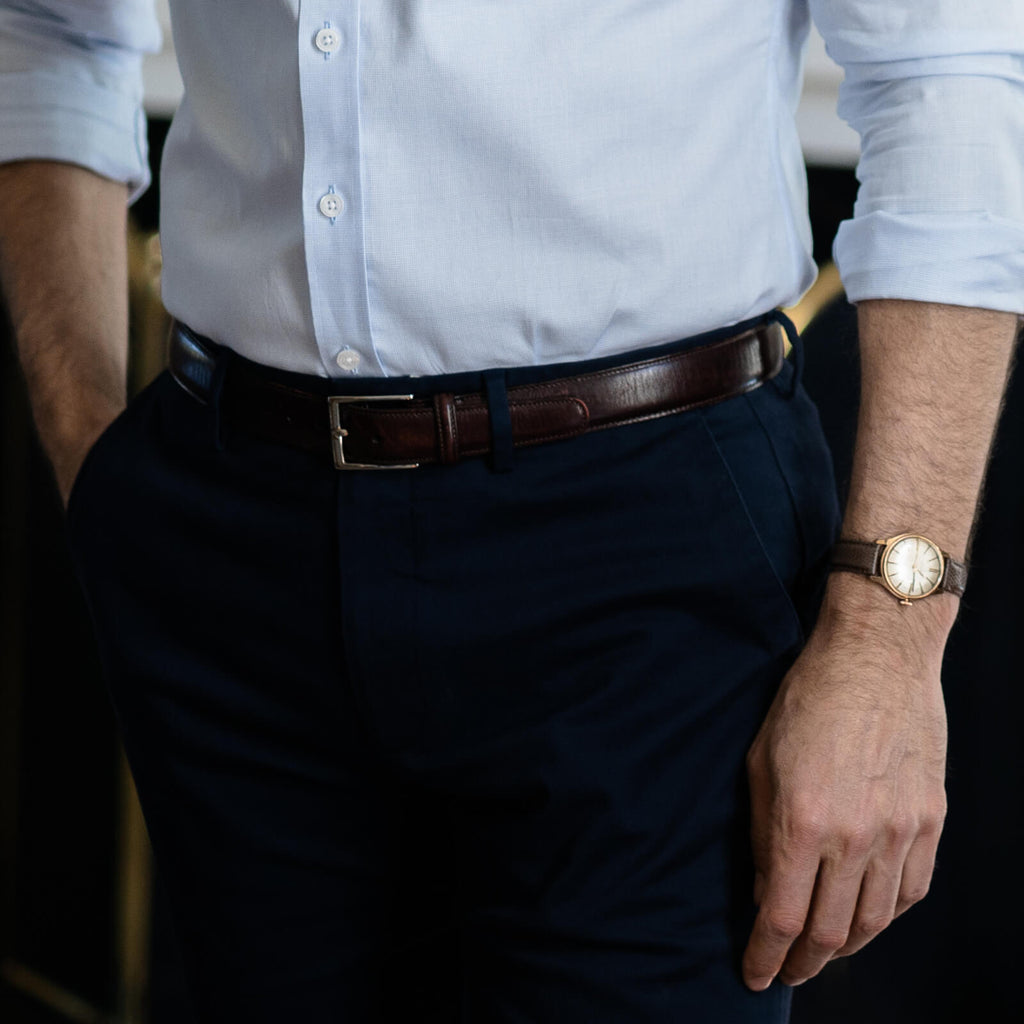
[0,2,1021,1021]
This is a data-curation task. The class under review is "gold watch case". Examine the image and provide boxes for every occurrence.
[875,533,945,605]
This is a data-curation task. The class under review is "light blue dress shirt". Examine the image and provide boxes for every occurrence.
[1,1,1022,377]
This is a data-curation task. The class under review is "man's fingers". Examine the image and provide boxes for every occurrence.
[833,806,937,958]
[745,831,939,992]
[895,826,941,917]
[831,858,902,959]
[742,856,818,991]
[776,852,867,985]
[747,813,943,988]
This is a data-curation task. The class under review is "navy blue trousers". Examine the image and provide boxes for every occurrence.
[67,316,840,1022]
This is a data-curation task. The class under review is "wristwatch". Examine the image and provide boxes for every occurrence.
[831,534,968,605]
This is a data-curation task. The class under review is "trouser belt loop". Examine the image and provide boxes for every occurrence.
[772,309,803,399]
[483,369,515,474]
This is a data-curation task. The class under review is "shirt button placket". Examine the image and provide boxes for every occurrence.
[313,23,346,228]
[301,8,375,376]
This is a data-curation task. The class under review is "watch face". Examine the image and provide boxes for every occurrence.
[881,534,944,600]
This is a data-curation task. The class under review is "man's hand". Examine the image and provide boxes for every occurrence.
[742,573,951,990]
[0,160,130,507]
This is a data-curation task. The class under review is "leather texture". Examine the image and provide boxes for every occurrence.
[831,537,967,598]
[168,324,218,403]
[169,320,786,468]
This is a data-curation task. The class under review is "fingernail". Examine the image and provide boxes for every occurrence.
[749,976,775,992]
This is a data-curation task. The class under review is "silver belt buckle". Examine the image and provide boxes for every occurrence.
[327,395,419,470]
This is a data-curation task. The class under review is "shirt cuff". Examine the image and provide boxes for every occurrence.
[0,70,150,202]
[834,211,1024,315]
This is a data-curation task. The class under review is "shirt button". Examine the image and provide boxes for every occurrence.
[318,192,343,219]
[315,27,342,54]
[335,349,361,372]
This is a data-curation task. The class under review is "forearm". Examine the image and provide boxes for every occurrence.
[823,299,1021,640]
[0,160,131,501]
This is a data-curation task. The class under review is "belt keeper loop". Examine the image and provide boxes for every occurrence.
[433,392,460,465]
[772,309,803,399]
[482,369,515,473]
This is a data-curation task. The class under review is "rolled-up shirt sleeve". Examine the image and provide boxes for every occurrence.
[0,1,161,201]
[811,0,1024,313]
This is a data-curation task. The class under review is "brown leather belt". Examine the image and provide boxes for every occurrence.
[169,320,786,469]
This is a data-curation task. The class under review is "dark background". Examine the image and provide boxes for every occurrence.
[1,128,1021,1022]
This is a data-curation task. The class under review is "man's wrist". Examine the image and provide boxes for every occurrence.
[819,569,959,651]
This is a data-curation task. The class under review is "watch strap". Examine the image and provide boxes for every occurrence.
[942,553,968,598]
[831,538,968,599]
[831,539,884,578]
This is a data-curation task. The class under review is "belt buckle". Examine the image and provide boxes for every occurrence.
[327,394,419,470]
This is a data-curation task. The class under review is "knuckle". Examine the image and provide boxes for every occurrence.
[853,911,892,938]
[920,802,948,836]
[762,910,804,943]
[834,823,873,859]
[807,927,849,954]
[883,813,914,848]
[901,881,931,905]
[849,828,875,857]
[788,804,829,847]
[792,822,825,849]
